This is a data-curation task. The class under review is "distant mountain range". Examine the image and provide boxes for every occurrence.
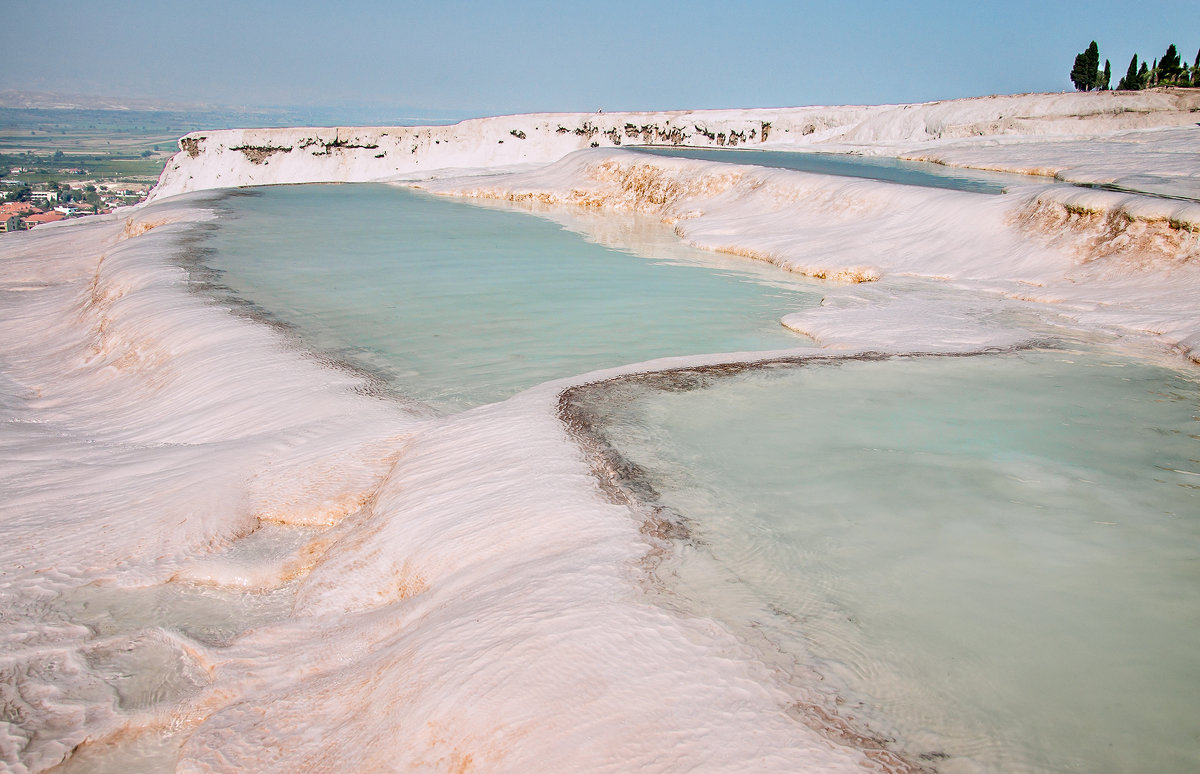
[0,90,224,112]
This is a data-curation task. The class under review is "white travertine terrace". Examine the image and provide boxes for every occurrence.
[2,90,1198,773]
[151,89,1200,200]
[148,90,1200,365]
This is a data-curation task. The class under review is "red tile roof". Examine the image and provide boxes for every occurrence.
[23,211,66,226]
[0,202,38,217]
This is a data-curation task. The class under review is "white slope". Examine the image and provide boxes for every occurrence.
[0,205,870,773]
[418,149,1200,362]
[4,90,1199,773]
[145,90,1200,364]
[898,124,1200,200]
[150,90,1200,200]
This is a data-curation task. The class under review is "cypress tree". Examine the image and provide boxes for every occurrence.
[1102,59,1111,90]
[1070,41,1101,90]
[1138,61,1150,88]
[1158,44,1182,82]
[1118,54,1139,90]
[1070,51,1089,90]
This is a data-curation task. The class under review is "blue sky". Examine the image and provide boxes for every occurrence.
[2,0,1197,118]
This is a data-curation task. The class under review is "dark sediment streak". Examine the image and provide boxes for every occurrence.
[164,190,435,414]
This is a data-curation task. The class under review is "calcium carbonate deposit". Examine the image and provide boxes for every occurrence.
[2,91,1198,773]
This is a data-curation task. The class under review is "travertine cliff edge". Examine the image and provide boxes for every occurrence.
[151,90,1200,199]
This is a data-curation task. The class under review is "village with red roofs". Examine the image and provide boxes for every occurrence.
[1,175,153,232]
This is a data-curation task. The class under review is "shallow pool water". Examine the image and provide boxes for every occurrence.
[631,146,1034,194]
[200,184,821,410]
[591,350,1200,773]
[181,182,1199,772]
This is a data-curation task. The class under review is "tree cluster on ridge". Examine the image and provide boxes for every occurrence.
[1070,41,1199,91]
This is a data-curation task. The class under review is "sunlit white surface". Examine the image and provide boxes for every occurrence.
[3,90,1199,773]
[0,200,867,773]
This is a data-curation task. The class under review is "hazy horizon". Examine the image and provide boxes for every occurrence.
[2,0,1197,120]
